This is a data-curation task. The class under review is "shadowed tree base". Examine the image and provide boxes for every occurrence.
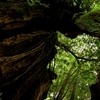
[0,1,58,99]
[0,30,57,100]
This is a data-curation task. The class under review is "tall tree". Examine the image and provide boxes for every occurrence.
[0,0,100,100]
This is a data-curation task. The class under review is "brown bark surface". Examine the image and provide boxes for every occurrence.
[0,0,100,100]
[0,1,57,100]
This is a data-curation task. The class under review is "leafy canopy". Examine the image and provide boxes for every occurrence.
[46,32,100,100]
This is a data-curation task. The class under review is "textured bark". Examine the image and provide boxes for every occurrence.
[0,1,57,100]
[0,29,57,100]
[0,0,100,100]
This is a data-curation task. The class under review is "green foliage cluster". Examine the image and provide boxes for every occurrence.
[46,32,100,100]
[75,10,100,35]
[27,0,49,8]
[12,0,49,17]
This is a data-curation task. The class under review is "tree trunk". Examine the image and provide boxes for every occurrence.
[0,1,57,100]
[0,0,100,100]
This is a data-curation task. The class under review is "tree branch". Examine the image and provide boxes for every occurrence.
[56,41,99,62]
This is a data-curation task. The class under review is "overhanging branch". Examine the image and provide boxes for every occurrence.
[56,41,99,62]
